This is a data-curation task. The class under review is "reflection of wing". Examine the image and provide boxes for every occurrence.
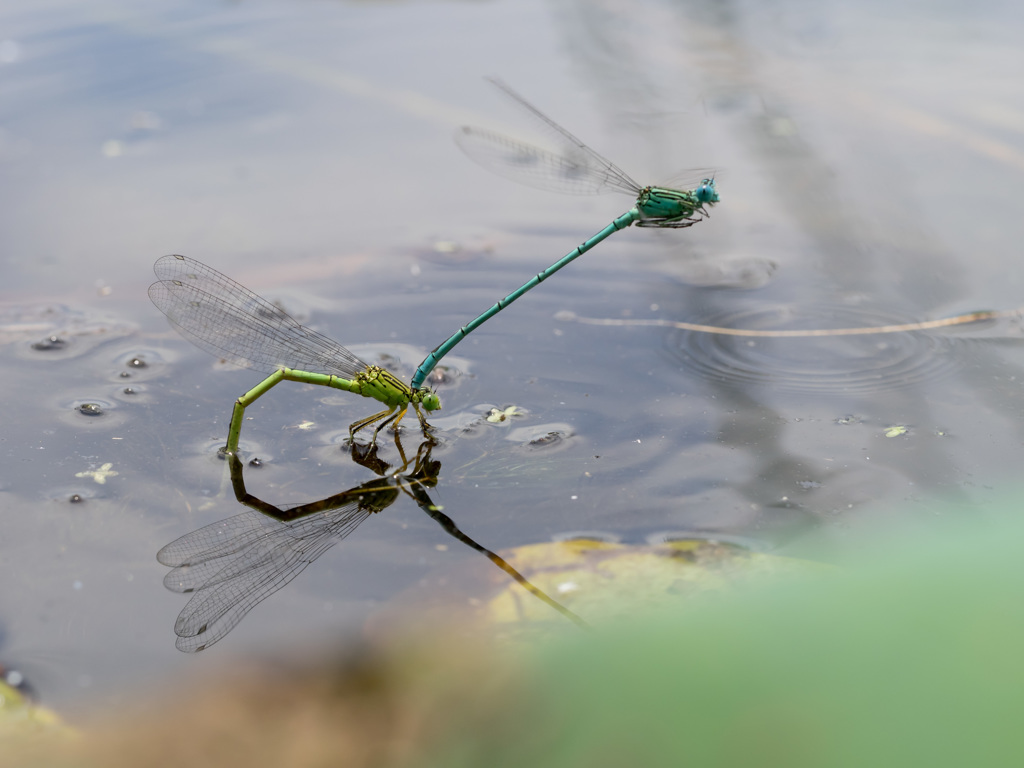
[158,512,281,588]
[157,505,373,653]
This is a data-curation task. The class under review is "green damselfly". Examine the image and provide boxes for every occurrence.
[410,79,718,389]
[149,254,440,454]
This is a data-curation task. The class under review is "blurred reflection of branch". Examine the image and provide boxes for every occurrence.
[560,306,1024,337]
[158,438,585,653]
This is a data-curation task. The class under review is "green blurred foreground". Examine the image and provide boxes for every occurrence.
[10,507,1024,767]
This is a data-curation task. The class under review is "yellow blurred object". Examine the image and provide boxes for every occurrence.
[0,676,71,740]
[483,537,820,625]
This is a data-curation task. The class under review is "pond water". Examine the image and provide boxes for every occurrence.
[2,0,1024,711]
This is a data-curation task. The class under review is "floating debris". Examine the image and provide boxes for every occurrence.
[75,463,118,485]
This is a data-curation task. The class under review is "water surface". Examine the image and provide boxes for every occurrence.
[2,0,1024,710]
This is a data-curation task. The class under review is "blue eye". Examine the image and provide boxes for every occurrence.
[695,179,719,204]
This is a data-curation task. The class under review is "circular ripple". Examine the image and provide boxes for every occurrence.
[56,396,128,428]
[506,422,578,452]
[667,304,958,394]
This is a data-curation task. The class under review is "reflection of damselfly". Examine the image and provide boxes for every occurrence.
[158,438,586,652]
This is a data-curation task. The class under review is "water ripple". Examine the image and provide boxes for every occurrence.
[664,304,958,394]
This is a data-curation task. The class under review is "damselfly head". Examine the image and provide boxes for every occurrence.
[695,178,720,204]
[419,390,442,412]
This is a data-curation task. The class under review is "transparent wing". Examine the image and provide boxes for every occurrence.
[160,505,371,652]
[149,254,369,378]
[455,126,641,196]
[659,167,722,190]
[485,78,643,194]
[456,78,645,197]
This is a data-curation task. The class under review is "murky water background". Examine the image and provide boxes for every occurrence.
[2,0,1024,710]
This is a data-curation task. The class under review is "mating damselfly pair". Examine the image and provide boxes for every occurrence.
[149,81,719,453]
